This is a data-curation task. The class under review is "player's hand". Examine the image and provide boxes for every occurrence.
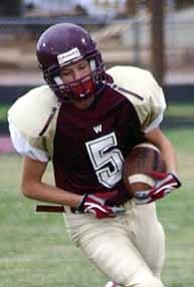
[77,194,125,219]
[135,172,182,205]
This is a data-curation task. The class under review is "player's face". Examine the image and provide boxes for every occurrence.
[60,60,90,83]
[60,60,95,110]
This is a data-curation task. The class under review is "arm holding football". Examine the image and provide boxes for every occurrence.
[135,171,181,204]
[122,141,181,205]
[145,127,177,174]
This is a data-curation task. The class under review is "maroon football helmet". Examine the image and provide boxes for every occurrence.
[36,23,106,102]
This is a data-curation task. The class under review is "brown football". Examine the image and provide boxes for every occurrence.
[122,143,166,197]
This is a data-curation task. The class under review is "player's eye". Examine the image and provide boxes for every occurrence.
[61,69,72,76]
[78,61,89,70]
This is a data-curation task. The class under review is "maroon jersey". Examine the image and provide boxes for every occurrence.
[53,86,145,195]
[9,66,166,196]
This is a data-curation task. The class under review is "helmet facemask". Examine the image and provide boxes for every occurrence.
[43,52,106,102]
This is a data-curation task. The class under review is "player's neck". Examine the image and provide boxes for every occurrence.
[71,95,95,110]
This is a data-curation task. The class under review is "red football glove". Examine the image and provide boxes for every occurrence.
[135,172,181,205]
[77,194,125,219]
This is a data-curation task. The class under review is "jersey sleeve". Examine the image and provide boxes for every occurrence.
[8,118,49,162]
[107,66,166,132]
[7,85,59,160]
[8,85,59,137]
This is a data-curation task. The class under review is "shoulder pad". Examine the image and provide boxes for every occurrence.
[8,85,60,137]
[107,66,156,98]
[106,66,166,130]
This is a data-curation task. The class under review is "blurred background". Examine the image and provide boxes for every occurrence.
[0,2,194,287]
[0,0,194,147]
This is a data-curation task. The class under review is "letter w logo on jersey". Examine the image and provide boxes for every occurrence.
[93,124,102,134]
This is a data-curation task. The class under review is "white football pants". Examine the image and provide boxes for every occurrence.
[63,201,165,287]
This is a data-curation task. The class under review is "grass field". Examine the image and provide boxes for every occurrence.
[0,128,194,287]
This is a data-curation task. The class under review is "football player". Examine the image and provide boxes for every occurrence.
[8,23,181,287]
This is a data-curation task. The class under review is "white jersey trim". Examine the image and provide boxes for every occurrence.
[8,117,49,162]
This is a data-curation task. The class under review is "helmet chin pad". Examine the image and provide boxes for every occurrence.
[70,78,95,100]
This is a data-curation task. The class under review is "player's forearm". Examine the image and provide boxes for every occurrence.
[158,138,177,173]
[145,128,177,174]
[21,181,82,208]
[151,130,177,173]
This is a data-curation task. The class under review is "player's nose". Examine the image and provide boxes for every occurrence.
[73,68,83,80]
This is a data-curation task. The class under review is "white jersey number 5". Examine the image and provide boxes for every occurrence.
[85,132,124,188]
